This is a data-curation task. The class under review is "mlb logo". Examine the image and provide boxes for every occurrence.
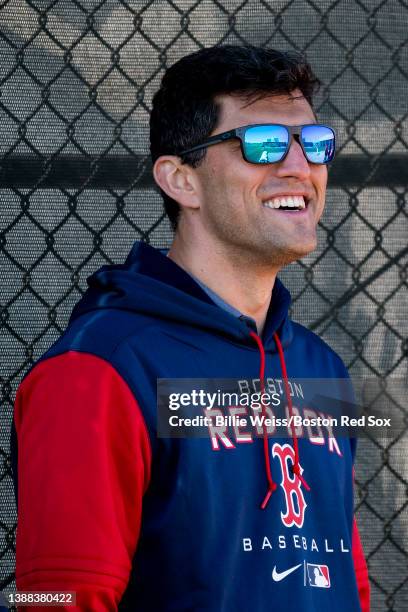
[307,563,330,588]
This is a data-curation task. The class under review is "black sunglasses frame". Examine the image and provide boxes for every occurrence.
[179,123,336,165]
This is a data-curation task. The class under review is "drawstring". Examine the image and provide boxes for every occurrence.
[273,332,311,493]
[249,331,277,509]
[249,330,311,510]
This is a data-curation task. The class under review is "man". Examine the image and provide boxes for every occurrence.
[11,45,370,610]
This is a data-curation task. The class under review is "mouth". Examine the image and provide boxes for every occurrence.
[262,195,310,214]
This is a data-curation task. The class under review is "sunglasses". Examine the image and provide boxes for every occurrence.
[179,123,336,165]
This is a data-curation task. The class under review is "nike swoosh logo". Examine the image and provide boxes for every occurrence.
[272,563,302,582]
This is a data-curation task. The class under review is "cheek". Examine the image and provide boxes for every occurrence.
[314,167,328,197]
[313,169,327,222]
[201,150,267,208]
[205,164,250,203]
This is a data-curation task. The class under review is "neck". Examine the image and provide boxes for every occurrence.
[167,229,280,335]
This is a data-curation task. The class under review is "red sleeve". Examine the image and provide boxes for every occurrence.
[13,351,152,611]
[352,516,370,611]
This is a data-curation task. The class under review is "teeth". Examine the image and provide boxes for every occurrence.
[263,195,306,210]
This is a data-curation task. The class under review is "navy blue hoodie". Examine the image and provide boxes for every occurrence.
[12,240,369,611]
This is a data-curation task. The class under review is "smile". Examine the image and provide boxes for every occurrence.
[262,195,306,211]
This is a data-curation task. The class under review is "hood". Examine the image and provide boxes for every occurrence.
[70,241,294,352]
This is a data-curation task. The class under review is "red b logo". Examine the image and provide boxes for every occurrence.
[272,443,307,528]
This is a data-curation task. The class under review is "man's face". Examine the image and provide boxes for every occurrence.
[191,90,328,268]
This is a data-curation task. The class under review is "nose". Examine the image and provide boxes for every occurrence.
[274,135,311,181]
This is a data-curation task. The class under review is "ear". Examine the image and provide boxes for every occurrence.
[153,156,201,211]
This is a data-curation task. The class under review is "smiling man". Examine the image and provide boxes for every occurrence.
[12,46,369,611]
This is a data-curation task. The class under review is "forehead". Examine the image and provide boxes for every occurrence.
[215,90,316,130]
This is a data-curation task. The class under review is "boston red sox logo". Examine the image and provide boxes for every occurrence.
[272,443,307,528]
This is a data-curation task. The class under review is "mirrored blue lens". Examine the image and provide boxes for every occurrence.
[301,125,335,164]
[243,125,289,163]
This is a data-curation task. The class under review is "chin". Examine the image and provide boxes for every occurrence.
[295,236,317,255]
[294,244,317,261]
[274,241,317,265]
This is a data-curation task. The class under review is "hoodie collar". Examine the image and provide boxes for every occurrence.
[186,270,258,330]
[70,241,293,352]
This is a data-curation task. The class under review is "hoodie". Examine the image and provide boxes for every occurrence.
[11,240,369,611]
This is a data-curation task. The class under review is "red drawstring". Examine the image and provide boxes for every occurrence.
[249,331,277,509]
[249,330,311,510]
[273,331,311,493]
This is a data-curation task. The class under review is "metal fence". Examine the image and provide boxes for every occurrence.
[0,1,407,610]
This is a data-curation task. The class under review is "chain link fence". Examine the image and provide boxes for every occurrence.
[0,1,407,610]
